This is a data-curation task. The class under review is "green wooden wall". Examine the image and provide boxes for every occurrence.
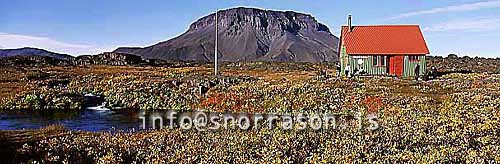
[403,56,426,77]
[340,54,427,77]
[339,46,348,76]
[347,56,387,75]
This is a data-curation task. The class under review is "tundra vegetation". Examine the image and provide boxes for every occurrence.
[0,61,499,163]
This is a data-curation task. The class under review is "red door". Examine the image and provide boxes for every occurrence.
[389,56,404,76]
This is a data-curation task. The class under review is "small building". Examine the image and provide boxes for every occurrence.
[338,15,430,77]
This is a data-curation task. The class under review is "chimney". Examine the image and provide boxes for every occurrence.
[348,14,353,32]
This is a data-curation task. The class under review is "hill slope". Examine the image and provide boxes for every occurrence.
[0,47,73,60]
[115,7,339,62]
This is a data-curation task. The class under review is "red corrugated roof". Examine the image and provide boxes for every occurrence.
[340,25,430,55]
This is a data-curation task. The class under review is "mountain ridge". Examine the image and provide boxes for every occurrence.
[114,7,339,62]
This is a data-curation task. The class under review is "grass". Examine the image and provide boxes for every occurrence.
[0,125,70,163]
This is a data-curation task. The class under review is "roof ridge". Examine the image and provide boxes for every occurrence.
[341,25,420,27]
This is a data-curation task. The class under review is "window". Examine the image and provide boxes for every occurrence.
[380,56,386,66]
[409,56,420,61]
[373,56,386,66]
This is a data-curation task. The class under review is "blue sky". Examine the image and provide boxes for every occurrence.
[1,0,500,57]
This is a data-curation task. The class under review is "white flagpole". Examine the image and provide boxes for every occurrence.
[214,9,218,76]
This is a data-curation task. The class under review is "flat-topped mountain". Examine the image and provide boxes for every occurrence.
[114,7,339,62]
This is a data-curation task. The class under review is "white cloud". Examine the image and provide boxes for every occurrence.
[423,17,500,32]
[389,0,500,20]
[0,33,115,55]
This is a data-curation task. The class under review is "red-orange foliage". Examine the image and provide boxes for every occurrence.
[200,93,244,112]
[362,96,383,113]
